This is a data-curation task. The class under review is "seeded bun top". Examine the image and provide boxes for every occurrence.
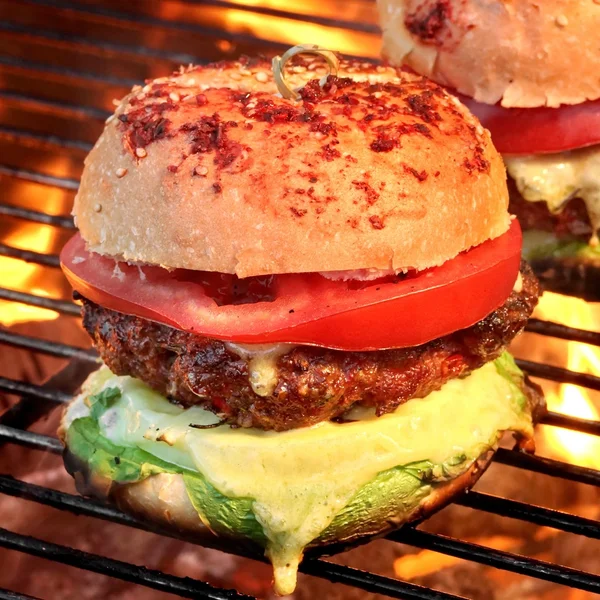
[378,0,600,108]
[74,55,508,277]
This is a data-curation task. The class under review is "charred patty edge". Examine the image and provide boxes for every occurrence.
[80,263,540,431]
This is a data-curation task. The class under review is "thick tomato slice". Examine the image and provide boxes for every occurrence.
[457,93,600,156]
[61,222,521,351]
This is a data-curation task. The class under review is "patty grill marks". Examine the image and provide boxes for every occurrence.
[81,263,540,431]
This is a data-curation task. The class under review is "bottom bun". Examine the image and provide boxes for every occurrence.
[62,441,492,558]
[59,356,540,595]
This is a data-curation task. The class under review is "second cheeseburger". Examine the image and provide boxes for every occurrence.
[378,0,600,299]
[59,51,543,594]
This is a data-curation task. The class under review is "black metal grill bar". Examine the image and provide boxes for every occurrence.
[516,359,600,392]
[26,0,294,51]
[0,165,79,190]
[0,590,43,600]
[0,330,96,362]
[457,490,600,539]
[49,0,378,36]
[0,89,111,121]
[2,427,600,547]
[0,243,59,268]
[0,526,253,600]
[0,378,70,405]
[391,528,600,595]
[7,4,600,600]
[0,426,61,454]
[15,0,290,57]
[3,387,600,485]
[494,448,600,487]
[300,561,466,600]
[0,20,197,72]
[3,0,378,67]
[525,318,600,347]
[0,203,74,229]
[2,414,600,596]
[1,475,595,547]
[0,475,161,530]
[0,52,136,87]
[0,397,58,432]
[541,411,600,436]
[2,337,594,401]
[4,394,600,477]
[0,476,465,600]
[0,288,79,316]
[0,125,92,152]
[0,357,98,431]
[179,0,380,33]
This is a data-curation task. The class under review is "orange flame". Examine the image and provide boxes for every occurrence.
[0,223,60,326]
[0,169,74,326]
[531,293,600,468]
[394,535,519,580]
[220,1,380,57]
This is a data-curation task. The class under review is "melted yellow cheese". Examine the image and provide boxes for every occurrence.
[224,342,294,397]
[69,362,531,595]
[505,146,600,243]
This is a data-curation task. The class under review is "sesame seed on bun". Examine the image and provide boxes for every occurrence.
[74,56,508,277]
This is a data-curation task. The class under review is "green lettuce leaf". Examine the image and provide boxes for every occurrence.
[183,474,266,544]
[66,353,527,550]
[67,416,267,545]
[522,230,600,262]
[89,387,121,421]
[67,416,186,481]
[494,352,527,411]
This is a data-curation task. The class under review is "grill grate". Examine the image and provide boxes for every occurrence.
[1,2,600,599]
[0,526,255,600]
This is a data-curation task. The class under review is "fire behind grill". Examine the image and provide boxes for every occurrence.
[1,2,600,599]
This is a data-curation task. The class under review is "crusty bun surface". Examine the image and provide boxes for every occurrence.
[74,56,508,277]
[378,0,600,108]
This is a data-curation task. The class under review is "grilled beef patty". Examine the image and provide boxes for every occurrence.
[80,263,539,431]
[508,178,593,240]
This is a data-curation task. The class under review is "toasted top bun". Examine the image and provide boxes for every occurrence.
[378,0,600,108]
[74,56,508,277]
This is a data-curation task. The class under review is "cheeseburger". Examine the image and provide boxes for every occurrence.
[59,49,543,594]
[379,0,600,299]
